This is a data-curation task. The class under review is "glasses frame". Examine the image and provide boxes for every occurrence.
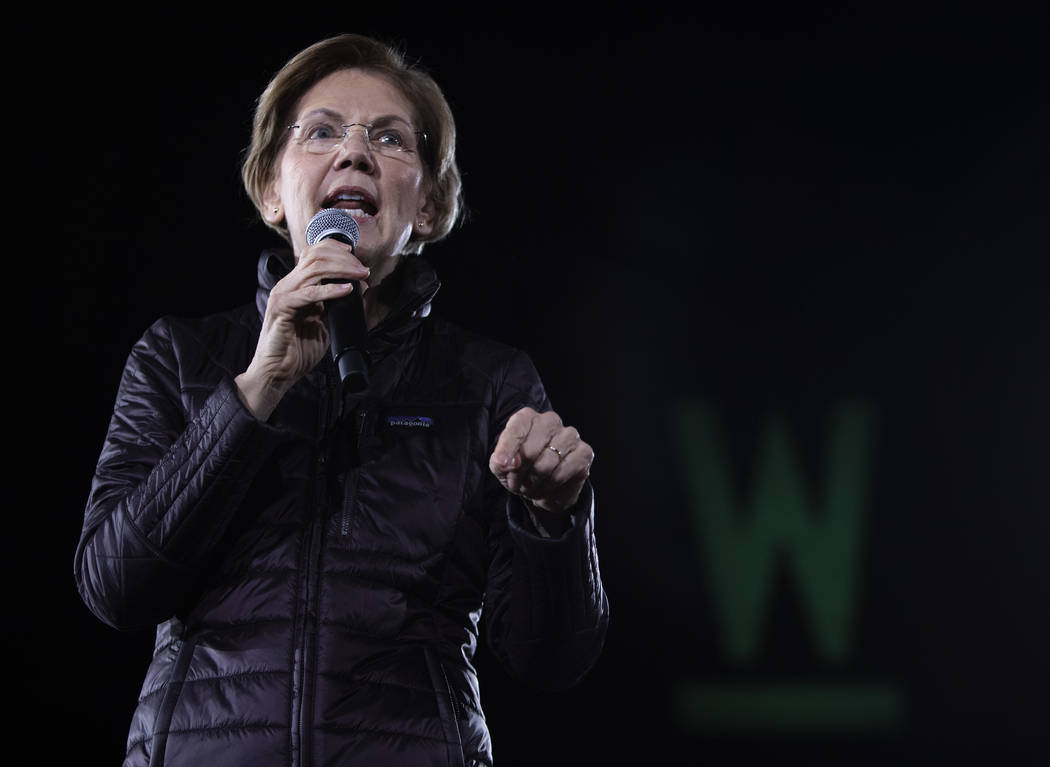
[286,121,428,155]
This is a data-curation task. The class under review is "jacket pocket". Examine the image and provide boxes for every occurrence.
[423,647,465,767]
[345,403,474,558]
[147,634,197,767]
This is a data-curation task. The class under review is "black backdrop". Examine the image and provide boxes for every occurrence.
[13,6,1049,765]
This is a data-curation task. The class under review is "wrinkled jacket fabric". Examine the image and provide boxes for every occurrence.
[75,251,609,767]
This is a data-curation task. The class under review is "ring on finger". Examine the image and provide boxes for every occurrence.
[547,444,564,459]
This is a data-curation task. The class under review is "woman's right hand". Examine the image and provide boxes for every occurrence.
[235,240,370,420]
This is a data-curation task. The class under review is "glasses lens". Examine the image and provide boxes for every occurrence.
[292,119,422,155]
[295,117,342,153]
[370,126,412,153]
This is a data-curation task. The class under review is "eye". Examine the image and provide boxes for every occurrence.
[372,128,406,147]
[304,121,338,140]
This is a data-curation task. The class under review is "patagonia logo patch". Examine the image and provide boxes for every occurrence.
[387,415,434,429]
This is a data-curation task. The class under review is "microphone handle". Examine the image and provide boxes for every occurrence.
[323,278,368,391]
[319,228,368,391]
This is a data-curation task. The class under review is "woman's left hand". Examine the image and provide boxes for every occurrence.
[489,407,595,516]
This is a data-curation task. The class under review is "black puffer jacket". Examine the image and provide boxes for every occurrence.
[75,251,609,767]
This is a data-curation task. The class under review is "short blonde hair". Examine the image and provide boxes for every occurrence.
[241,34,463,254]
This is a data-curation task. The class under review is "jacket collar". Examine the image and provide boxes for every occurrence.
[255,249,442,362]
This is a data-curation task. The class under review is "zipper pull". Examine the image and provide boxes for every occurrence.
[356,409,370,447]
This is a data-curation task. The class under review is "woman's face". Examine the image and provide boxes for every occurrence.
[266,68,433,270]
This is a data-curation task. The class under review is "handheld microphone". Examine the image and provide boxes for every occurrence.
[305,208,368,391]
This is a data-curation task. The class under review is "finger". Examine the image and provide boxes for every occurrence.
[501,468,524,495]
[268,280,356,316]
[298,238,365,265]
[548,441,595,486]
[514,411,563,471]
[300,259,370,288]
[524,437,592,494]
[489,407,539,476]
[524,441,595,510]
[522,424,579,480]
[271,267,368,307]
[294,242,370,285]
[304,281,358,307]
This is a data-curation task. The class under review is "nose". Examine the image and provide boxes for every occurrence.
[332,125,374,173]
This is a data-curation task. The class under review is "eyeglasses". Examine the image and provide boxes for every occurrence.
[288,116,427,156]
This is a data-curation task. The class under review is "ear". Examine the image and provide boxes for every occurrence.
[414,193,437,237]
[262,177,284,225]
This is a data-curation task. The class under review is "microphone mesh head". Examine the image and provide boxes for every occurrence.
[305,208,360,247]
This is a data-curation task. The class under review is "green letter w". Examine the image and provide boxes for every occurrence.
[675,402,874,665]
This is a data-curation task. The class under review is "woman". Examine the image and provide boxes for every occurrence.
[75,34,608,767]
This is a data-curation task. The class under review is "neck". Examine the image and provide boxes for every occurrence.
[361,253,405,329]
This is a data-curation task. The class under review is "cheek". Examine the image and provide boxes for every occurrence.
[276,165,325,250]
[390,169,426,215]
[291,174,318,209]
[277,155,320,204]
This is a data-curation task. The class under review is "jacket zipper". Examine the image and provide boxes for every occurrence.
[292,369,336,767]
[340,408,369,538]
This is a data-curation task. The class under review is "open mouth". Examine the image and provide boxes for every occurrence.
[324,188,378,218]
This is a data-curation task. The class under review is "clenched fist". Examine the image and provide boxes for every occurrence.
[489,407,595,516]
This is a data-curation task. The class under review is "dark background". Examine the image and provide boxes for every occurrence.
[12,5,1048,765]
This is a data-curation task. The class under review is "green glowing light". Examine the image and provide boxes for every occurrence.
[674,682,902,733]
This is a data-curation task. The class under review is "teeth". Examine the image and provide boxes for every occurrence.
[328,192,375,217]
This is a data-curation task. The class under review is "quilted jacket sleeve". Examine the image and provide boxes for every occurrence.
[482,350,609,690]
[74,318,285,631]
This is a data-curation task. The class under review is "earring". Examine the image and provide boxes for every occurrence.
[273,207,280,214]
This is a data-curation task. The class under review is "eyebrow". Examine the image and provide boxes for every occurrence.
[298,108,416,128]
